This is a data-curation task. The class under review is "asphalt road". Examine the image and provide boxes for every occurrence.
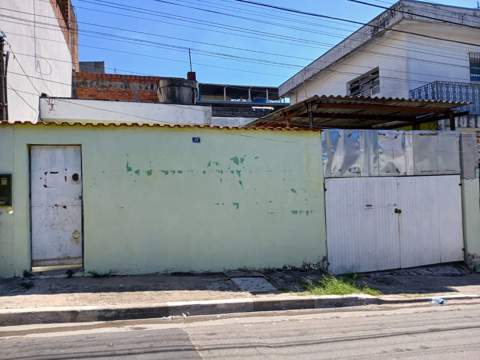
[1,302,480,359]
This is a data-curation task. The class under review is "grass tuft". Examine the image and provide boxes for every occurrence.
[88,270,112,278]
[303,275,381,296]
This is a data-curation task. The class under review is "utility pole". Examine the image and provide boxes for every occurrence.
[0,36,8,121]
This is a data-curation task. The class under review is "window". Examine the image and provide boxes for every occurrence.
[470,53,480,82]
[348,68,380,96]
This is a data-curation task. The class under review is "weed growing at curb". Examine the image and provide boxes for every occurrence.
[88,271,112,278]
[302,275,381,296]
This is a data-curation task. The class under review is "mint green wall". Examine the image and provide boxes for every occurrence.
[462,179,480,269]
[0,124,327,277]
[0,128,16,277]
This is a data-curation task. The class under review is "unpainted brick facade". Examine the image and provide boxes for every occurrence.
[74,72,161,103]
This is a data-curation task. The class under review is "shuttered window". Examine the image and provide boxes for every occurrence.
[470,53,480,82]
[348,68,380,97]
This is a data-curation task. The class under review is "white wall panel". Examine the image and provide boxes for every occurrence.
[1,0,73,121]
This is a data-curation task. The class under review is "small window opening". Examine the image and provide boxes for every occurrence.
[348,67,380,97]
[469,53,480,82]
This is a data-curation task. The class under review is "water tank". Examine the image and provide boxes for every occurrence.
[157,78,197,105]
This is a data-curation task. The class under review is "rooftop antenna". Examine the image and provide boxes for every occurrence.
[188,48,193,73]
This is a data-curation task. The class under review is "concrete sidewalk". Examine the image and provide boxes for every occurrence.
[1,265,480,326]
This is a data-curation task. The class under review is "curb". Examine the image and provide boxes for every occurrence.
[1,294,479,326]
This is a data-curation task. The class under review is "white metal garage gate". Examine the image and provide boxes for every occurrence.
[323,130,464,274]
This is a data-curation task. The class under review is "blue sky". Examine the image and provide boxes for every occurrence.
[73,0,479,86]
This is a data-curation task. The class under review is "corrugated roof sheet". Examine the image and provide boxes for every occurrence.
[249,95,467,129]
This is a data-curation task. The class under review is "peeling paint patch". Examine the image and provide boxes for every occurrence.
[232,202,240,210]
[208,161,221,168]
[230,156,246,166]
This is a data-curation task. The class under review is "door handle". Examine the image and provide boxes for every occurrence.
[394,208,402,214]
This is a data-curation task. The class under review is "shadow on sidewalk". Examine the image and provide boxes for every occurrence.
[1,263,479,298]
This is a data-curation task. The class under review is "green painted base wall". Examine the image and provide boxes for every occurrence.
[0,127,15,277]
[0,125,327,277]
[462,179,480,269]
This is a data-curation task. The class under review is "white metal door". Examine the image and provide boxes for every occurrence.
[397,175,464,268]
[31,146,83,266]
[326,177,401,274]
[326,176,464,274]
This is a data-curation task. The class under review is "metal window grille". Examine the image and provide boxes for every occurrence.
[348,68,380,97]
[470,53,480,82]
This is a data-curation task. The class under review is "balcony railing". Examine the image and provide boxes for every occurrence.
[409,81,480,115]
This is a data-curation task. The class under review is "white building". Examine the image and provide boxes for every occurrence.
[0,0,78,121]
[280,0,480,128]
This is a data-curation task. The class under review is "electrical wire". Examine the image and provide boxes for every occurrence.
[66,1,480,66]
[232,0,480,47]
[7,86,39,114]
[347,0,480,29]
[3,15,477,85]
[3,38,42,95]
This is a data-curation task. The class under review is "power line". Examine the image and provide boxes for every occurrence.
[7,86,39,114]
[76,0,331,48]
[68,0,479,65]
[348,0,480,29]
[3,2,478,92]
[4,29,287,79]
[151,0,354,39]
[6,4,476,70]
[182,0,359,33]
[0,5,312,62]
[71,4,325,50]
[232,0,480,47]
[0,14,304,69]
[3,15,477,86]
[3,38,42,95]
[3,11,476,80]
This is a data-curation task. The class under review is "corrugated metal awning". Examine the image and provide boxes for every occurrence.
[248,95,468,130]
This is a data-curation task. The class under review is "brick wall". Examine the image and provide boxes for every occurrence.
[74,72,162,102]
